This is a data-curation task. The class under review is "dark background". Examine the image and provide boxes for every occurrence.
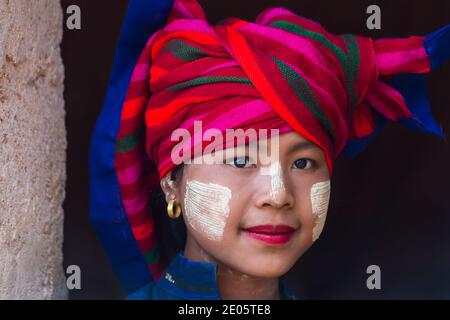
[61,0,450,299]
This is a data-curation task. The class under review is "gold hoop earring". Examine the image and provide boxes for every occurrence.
[167,199,181,219]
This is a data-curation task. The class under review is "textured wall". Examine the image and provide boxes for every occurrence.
[0,0,67,299]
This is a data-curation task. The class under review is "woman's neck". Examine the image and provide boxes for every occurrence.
[216,264,280,300]
[183,236,280,300]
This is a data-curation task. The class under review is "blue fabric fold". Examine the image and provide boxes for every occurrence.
[89,0,174,295]
[424,24,450,70]
[343,114,386,159]
[344,24,449,158]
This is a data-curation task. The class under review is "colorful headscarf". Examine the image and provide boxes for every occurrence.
[90,0,450,294]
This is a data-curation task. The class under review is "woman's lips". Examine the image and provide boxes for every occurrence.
[241,225,296,245]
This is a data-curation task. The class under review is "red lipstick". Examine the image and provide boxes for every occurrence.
[242,225,296,245]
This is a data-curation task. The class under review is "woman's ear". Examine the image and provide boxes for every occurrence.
[160,172,177,202]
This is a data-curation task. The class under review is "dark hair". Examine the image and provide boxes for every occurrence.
[150,165,187,265]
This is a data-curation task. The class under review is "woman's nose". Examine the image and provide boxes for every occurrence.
[255,162,295,209]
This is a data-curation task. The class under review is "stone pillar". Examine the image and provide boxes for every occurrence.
[0,0,67,299]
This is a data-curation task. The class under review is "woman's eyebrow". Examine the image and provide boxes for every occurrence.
[286,140,316,154]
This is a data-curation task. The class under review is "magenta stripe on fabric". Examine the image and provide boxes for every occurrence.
[122,191,149,216]
[197,60,240,76]
[155,99,283,169]
[152,59,241,91]
[132,63,151,82]
[173,0,195,20]
[116,159,144,185]
[376,47,429,75]
[206,100,274,130]
[164,19,215,35]
[365,83,409,120]
[256,7,297,25]
[238,23,329,71]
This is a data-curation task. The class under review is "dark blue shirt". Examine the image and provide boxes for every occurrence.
[127,252,298,300]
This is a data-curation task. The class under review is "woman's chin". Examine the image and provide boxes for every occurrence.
[238,265,290,279]
[229,255,296,279]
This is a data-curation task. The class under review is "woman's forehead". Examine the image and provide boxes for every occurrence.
[278,132,318,151]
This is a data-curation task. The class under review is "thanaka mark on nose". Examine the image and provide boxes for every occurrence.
[268,161,286,203]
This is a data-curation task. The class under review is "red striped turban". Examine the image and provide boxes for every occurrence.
[118,0,436,179]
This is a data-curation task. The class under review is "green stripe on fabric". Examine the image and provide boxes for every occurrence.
[270,20,359,111]
[341,34,360,112]
[115,128,143,154]
[272,56,336,142]
[144,248,160,265]
[269,21,348,70]
[167,76,253,91]
[162,39,207,62]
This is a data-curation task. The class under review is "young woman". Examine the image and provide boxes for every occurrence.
[89,0,450,299]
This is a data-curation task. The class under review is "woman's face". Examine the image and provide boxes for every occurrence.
[166,131,330,278]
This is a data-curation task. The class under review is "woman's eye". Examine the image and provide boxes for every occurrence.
[293,158,313,170]
[226,156,252,168]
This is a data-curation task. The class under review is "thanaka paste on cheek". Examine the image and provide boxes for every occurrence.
[310,180,331,242]
[184,179,232,241]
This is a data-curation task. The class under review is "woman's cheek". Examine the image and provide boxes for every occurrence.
[183,179,232,241]
[310,180,331,242]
